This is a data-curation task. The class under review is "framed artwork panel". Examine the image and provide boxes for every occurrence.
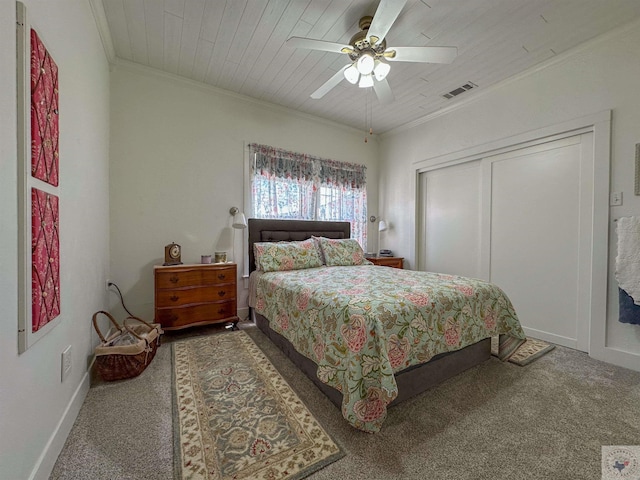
[17,1,62,352]
[30,28,59,186]
[31,188,60,332]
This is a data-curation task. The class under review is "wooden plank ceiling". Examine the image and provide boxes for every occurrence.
[101,0,640,133]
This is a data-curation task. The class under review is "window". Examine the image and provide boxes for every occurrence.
[250,143,367,248]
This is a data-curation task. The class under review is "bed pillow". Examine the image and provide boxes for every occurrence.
[254,238,323,272]
[317,237,372,266]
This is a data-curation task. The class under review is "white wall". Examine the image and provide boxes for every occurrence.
[0,1,110,478]
[109,64,379,321]
[379,20,640,369]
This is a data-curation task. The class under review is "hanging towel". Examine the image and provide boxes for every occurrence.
[618,288,640,325]
[616,216,640,324]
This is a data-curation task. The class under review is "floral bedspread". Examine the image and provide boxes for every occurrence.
[252,265,525,433]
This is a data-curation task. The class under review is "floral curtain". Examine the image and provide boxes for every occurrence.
[250,143,368,248]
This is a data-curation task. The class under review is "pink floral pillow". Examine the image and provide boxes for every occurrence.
[254,238,323,272]
[317,237,372,267]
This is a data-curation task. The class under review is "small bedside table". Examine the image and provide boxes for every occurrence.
[154,263,239,331]
[369,257,404,269]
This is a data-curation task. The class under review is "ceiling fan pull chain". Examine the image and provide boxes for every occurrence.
[364,89,370,143]
[369,89,373,137]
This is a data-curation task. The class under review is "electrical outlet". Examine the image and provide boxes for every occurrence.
[610,192,623,206]
[61,345,72,381]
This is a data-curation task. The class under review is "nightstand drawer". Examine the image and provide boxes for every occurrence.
[155,266,235,289]
[155,285,236,307]
[369,257,404,269]
[156,302,236,329]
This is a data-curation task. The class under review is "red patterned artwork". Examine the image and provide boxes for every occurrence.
[30,28,59,186]
[32,188,60,332]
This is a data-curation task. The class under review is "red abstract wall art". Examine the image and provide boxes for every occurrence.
[30,28,59,186]
[31,188,60,331]
[30,28,61,333]
[17,3,62,350]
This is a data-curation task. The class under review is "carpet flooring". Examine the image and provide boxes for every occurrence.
[50,322,640,480]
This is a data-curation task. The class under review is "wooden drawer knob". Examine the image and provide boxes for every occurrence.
[218,308,226,314]
[169,275,179,284]
[218,290,226,297]
[170,295,179,302]
[218,273,226,280]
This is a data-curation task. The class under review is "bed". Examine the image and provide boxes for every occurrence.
[247,218,526,433]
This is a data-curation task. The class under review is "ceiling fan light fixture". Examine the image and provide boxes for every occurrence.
[344,64,360,84]
[359,73,374,88]
[357,53,375,75]
[373,59,391,81]
[287,6,458,102]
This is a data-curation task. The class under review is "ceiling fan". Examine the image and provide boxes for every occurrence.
[286,0,458,104]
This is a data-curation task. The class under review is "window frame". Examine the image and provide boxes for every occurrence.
[245,143,368,249]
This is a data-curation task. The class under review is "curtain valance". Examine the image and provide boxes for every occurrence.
[250,143,366,189]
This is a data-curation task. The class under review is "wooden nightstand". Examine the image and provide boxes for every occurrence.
[369,256,404,269]
[154,263,239,331]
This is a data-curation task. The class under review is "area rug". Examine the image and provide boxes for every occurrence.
[172,330,344,480]
[491,336,556,366]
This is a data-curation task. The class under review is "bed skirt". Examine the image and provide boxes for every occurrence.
[252,310,491,409]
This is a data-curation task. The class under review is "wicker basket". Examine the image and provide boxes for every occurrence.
[92,311,163,382]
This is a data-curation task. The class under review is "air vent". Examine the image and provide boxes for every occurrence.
[443,82,477,99]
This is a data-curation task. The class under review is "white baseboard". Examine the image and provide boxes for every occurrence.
[522,326,578,350]
[524,326,640,372]
[238,306,250,322]
[590,346,640,373]
[30,370,91,480]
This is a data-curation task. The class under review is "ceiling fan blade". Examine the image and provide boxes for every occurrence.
[368,0,408,45]
[286,37,352,54]
[373,78,395,105]
[386,46,458,64]
[311,65,349,99]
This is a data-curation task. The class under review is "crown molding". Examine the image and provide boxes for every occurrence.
[85,0,375,140]
[383,16,640,138]
[112,58,371,138]
[88,0,115,63]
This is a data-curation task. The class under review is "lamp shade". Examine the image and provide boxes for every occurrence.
[359,73,374,88]
[357,53,375,75]
[378,219,388,232]
[232,212,247,229]
[373,59,391,81]
[344,63,360,84]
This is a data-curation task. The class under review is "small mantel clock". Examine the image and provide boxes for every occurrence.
[163,242,182,266]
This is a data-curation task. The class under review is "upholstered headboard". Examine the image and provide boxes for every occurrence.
[247,218,351,273]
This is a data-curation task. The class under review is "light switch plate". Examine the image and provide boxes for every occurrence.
[61,345,72,381]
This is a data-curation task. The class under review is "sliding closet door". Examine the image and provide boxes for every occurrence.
[418,160,482,278]
[487,134,592,350]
